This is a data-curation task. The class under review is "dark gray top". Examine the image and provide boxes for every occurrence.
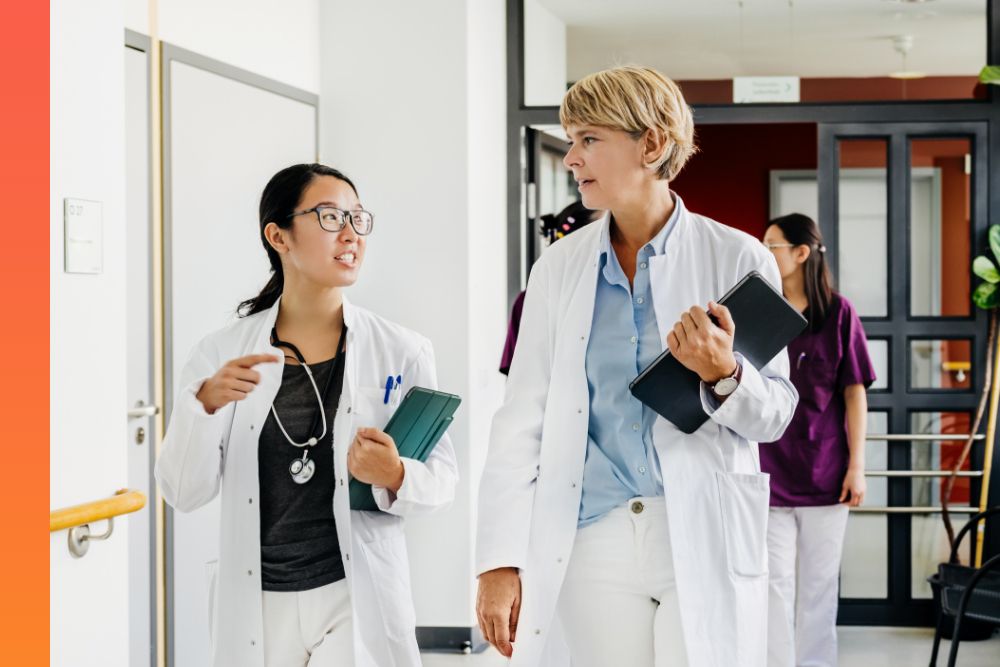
[257,351,346,592]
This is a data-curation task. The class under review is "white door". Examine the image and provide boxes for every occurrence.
[125,42,157,667]
[164,53,317,667]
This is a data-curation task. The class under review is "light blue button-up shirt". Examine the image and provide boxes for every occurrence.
[578,200,680,527]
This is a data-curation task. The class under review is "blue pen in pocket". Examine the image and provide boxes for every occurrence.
[796,352,807,370]
[383,374,403,404]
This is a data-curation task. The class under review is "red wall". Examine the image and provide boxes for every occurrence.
[671,123,818,239]
[678,76,986,105]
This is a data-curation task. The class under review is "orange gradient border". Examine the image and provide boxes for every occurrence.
[0,3,49,665]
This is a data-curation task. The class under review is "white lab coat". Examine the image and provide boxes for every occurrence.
[476,197,798,667]
[156,296,458,667]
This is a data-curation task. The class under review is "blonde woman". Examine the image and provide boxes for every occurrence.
[475,67,797,667]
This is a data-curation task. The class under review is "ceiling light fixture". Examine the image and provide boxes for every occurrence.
[888,34,926,79]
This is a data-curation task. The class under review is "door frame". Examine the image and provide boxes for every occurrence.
[125,28,158,667]
[818,121,988,625]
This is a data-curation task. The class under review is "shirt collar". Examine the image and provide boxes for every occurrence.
[598,191,683,264]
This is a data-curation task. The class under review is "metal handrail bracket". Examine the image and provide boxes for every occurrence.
[50,489,146,558]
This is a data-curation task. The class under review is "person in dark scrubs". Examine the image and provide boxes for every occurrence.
[499,200,600,374]
[760,213,876,667]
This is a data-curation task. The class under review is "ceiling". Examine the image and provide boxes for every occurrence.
[536,0,986,80]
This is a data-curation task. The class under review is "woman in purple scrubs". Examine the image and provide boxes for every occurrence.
[760,213,876,667]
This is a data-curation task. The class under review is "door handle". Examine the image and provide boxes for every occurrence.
[127,402,160,420]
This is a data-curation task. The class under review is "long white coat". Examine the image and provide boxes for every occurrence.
[156,296,458,667]
[477,198,798,667]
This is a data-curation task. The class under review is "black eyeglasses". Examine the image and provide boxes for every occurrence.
[289,206,375,236]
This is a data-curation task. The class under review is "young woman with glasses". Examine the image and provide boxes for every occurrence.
[156,163,458,667]
[760,213,875,667]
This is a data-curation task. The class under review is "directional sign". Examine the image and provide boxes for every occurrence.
[733,76,801,103]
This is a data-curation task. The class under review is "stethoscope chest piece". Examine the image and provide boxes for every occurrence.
[289,450,316,484]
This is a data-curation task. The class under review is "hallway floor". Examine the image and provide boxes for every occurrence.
[421,626,1000,666]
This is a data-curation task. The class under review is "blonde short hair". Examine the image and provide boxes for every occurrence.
[560,66,696,181]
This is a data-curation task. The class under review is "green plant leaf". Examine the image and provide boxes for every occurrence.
[973,256,1000,283]
[980,65,1000,84]
[973,282,999,310]
[991,225,1000,266]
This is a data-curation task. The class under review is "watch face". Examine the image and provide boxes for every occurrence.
[714,377,739,396]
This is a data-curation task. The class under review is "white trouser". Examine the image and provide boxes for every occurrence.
[556,497,688,667]
[262,578,354,667]
[766,504,849,667]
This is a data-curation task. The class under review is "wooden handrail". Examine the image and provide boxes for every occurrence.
[49,488,146,533]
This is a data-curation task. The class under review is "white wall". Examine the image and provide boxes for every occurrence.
[50,1,130,665]
[125,0,321,93]
[320,0,507,629]
[524,0,567,106]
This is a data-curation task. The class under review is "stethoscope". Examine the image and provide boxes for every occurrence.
[269,325,347,484]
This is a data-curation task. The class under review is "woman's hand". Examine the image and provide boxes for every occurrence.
[839,466,866,507]
[348,427,405,492]
[476,567,522,658]
[195,354,280,414]
[667,302,738,383]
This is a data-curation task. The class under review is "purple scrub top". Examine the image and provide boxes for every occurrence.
[760,292,876,507]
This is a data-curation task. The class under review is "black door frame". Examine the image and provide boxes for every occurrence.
[506,0,1000,626]
[819,121,989,625]
[525,127,574,266]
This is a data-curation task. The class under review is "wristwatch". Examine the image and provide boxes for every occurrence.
[710,362,743,400]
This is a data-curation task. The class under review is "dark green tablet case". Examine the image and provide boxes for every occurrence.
[349,386,461,511]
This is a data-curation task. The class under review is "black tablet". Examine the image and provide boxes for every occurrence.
[629,271,806,434]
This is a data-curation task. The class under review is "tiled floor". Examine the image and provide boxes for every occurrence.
[420,626,1000,666]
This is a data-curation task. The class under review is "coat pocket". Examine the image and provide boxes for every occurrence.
[356,534,417,642]
[716,472,770,578]
[204,559,219,645]
[352,388,397,431]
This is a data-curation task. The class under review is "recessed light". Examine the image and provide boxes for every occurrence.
[889,71,927,79]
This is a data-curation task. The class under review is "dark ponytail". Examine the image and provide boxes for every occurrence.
[768,213,834,333]
[238,163,359,317]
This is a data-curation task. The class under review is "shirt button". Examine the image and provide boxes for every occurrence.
[639,466,647,474]
[251,640,256,647]
[640,262,648,269]
[345,553,350,561]
[631,501,645,514]
[630,336,637,344]
[339,479,344,486]
[250,425,254,431]
[535,629,541,635]
[636,297,644,305]
[247,570,252,576]
[632,423,640,431]
[248,498,253,504]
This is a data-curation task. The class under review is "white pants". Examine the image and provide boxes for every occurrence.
[766,505,849,667]
[262,579,354,667]
[556,497,688,667]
